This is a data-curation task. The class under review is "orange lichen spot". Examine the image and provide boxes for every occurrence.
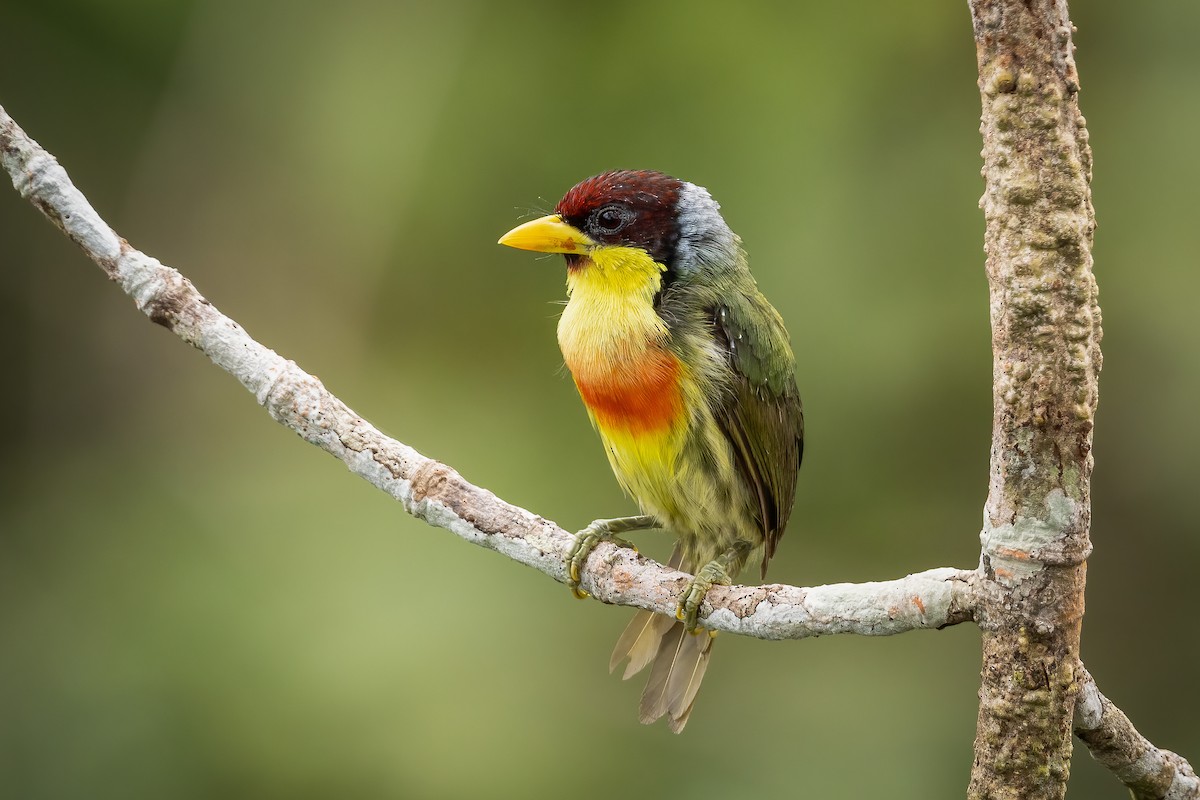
[994,546,1031,561]
[912,595,926,615]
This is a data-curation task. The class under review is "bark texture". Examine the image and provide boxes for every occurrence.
[967,1,1101,798]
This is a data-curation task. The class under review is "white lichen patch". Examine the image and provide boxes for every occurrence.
[706,568,966,641]
[980,488,1078,585]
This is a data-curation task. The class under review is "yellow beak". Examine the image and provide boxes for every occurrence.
[497,214,594,254]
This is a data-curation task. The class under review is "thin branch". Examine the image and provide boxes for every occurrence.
[1074,666,1200,800]
[0,103,975,642]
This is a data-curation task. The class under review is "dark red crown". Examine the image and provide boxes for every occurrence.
[556,170,683,220]
[555,171,684,267]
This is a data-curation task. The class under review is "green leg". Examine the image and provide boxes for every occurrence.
[676,541,753,632]
[568,515,660,599]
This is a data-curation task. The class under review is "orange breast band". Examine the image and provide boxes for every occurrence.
[573,350,685,435]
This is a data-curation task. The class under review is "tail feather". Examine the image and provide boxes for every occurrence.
[609,545,686,679]
[610,609,675,679]
[665,630,713,729]
[636,621,714,732]
[609,545,716,733]
[638,622,688,724]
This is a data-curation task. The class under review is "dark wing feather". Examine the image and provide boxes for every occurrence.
[711,292,804,577]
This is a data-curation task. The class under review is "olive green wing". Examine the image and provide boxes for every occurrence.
[712,290,804,578]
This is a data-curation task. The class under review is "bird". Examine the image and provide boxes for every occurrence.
[498,170,803,732]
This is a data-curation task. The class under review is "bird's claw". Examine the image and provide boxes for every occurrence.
[675,559,733,632]
[566,521,638,599]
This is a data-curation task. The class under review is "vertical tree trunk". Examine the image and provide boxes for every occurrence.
[966,1,1101,798]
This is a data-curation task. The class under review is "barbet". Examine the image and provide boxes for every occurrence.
[499,170,803,732]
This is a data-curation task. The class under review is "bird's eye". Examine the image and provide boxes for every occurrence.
[594,205,628,232]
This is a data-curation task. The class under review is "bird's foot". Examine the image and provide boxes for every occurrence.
[567,515,658,599]
[675,560,733,632]
[675,542,752,631]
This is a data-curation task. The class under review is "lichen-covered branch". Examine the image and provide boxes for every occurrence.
[0,102,976,642]
[1074,666,1200,800]
[966,1,1101,798]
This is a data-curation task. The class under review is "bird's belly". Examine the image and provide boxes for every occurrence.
[569,350,685,514]
[596,420,684,518]
[603,419,760,567]
[578,362,759,561]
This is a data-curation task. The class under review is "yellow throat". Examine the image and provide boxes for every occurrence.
[556,246,691,517]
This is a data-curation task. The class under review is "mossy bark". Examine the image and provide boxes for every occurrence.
[966,1,1100,798]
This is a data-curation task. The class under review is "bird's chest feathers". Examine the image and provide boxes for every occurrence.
[557,248,684,437]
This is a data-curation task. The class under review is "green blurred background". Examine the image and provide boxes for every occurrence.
[1,1,1196,797]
